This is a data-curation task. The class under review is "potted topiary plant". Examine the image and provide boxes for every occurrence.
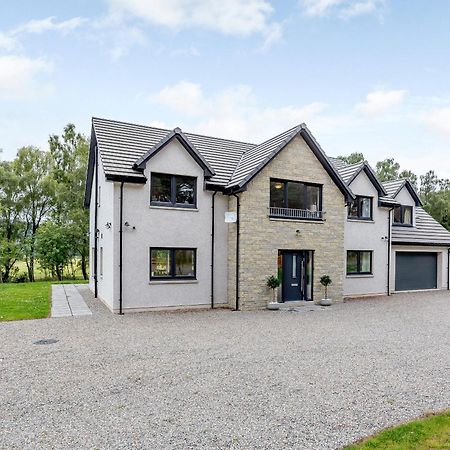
[319,275,332,306]
[266,275,281,310]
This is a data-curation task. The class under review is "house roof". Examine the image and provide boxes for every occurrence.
[91,117,253,186]
[382,179,422,206]
[328,158,387,196]
[392,207,450,246]
[86,117,354,201]
[133,128,215,178]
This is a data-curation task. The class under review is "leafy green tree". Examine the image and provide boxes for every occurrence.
[49,124,89,279]
[35,222,72,281]
[375,158,400,182]
[399,169,418,189]
[13,146,55,281]
[0,161,23,282]
[337,152,365,165]
[420,171,450,231]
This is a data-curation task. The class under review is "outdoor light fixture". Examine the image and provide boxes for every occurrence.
[105,222,111,229]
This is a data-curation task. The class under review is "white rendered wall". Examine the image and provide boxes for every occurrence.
[114,139,228,311]
[344,171,390,297]
[88,156,116,309]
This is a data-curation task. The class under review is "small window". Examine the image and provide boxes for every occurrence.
[348,196,372,220]
[151,173,196,208]
[150,248,196,280]
[98,186,101,207]
[347,250,372,275]
[393,205,413,225]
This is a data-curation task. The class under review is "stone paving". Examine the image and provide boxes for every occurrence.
[51,284,92,317]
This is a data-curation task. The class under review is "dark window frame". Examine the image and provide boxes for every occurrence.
[150,247,197,280]
[150,172,197,208]
[346,250,373,275]
[269,178,323,220]
[393,205,413,226]
[348,196,373,220]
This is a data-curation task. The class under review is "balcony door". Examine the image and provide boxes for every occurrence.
[279,250,313,301]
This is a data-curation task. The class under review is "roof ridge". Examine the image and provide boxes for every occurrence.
[92,116,256,147]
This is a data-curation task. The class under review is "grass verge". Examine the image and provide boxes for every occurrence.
[0,280,88,322]
[344,410,450,449]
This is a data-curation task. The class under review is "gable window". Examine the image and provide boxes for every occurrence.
[393,205,413,226]
[151,173,196,208]
[269,179,323,220]
[347,250,373,275]
[150,248,196,280]
[348,196,373,220]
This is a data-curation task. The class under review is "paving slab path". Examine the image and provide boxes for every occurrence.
[51,284,92,317]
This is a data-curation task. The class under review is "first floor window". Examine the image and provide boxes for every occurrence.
[348,196,372,220]
[151,173,196,207]
[269,178,322,218]
[150,248,196,280]
[347,250,372,275]
[393,205,413,225]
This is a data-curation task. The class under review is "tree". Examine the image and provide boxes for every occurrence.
[49,124,89,279]
[35,222,72,281]
[420,171,450,231]
[399,169,418,189]
[0,161,23,282]
[337,152,365,165]
[375,158,400,182]
[13,146,55,281]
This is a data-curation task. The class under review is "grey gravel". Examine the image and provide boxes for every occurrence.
[1,286,449,449]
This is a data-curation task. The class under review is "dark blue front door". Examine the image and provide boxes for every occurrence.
[282,251,306,301]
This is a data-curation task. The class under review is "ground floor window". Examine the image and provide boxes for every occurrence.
[99,247,103,277]
[347,250,372,275]
[150,248,196,280]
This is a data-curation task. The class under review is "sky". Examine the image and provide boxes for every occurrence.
[1,0,450,179]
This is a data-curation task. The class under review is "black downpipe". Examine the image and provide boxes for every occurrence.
[387,207,393,296]
[119,181,124,315]
[447,249,449,290]
[211,191,217,309]
[94,145,99,298]
[232,193,240,311]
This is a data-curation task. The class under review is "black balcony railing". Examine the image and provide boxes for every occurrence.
[268,207,324,220]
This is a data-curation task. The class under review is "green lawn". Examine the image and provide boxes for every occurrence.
[0,280,88,322]
[345,410,450,449]
[13,260,86,281]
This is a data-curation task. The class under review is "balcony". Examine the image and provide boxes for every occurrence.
[268,207,325,221]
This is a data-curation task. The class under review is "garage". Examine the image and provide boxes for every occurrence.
[395,252,437,291]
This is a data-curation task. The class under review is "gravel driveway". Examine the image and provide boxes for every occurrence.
[1,287,449,449]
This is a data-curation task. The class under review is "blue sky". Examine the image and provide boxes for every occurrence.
[1,0,450,178]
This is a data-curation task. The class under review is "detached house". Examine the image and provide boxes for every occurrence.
[84,118,450,313]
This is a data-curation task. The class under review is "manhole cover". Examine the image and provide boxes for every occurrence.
[33,339,59,345]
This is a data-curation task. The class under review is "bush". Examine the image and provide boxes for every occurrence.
[13,272,28,283]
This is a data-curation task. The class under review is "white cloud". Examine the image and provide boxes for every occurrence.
[356,89,407,115]
[0,56,53,100]
[150,80,326,141]
[299,0,386,19]
[421,107,450,137]
[0,32,17,51]
[107,0,282,47]
[0,16,87,54]
[11,16,87,35]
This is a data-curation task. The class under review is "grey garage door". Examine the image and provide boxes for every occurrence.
[395,252,437,291]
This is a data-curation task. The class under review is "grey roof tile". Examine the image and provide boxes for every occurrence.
[392,207,450,246]
[92,117,254,186]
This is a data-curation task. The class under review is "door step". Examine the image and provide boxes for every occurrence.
[278,301,313,309]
